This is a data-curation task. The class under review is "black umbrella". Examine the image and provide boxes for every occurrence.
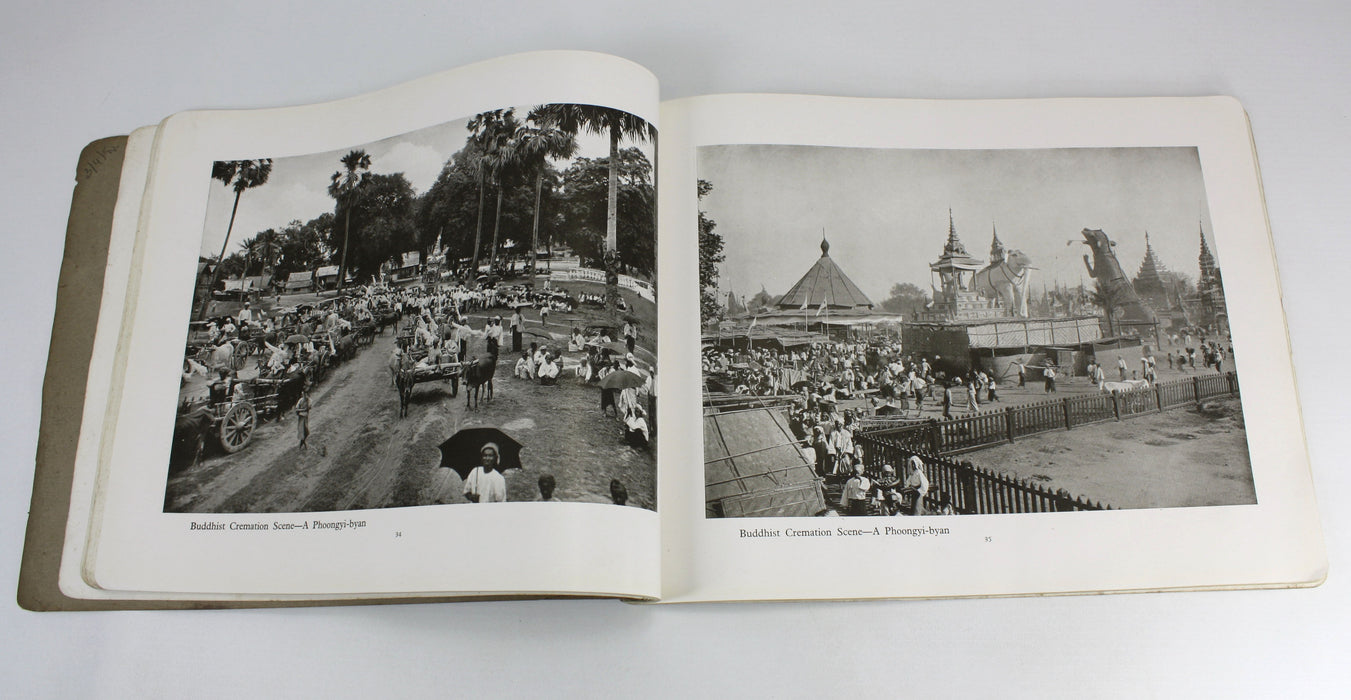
[600,369,646,390]
[438,427,523,479]
[791,380,814,391]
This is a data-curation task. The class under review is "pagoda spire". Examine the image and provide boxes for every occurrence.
[1198,220,1216,276]
[989,222,1006,263]
[942,208,969,257]
[820,229,830,257]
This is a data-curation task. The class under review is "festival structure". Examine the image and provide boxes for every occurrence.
[903,212,1123,378]
[709,234,899,348]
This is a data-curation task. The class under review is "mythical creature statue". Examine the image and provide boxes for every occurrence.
[1080,228,1156,323]
[974,249,1034,317]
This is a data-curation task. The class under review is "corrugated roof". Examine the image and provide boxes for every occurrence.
[704,408,824,517]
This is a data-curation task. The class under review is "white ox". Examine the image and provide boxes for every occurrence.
[1099,379,1150,393]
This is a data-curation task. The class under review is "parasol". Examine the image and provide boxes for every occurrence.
[285,334,310,344]
[599,369,646,390]
[791,380,814,391]
[438,426,523,479]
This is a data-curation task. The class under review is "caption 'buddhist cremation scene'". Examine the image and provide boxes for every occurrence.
[699,145,1251,518]
[168,104,657,513]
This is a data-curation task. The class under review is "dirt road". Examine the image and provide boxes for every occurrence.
[974,396,1256,509]
[165,328,656,513]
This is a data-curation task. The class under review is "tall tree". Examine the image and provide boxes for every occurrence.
[557,149,655,278]
[532,104,654,312]
[202,158,271,318]
[1090,277,1126,336]
[238,235,259,282]
[466,109,520,276]
[323,173,418,282]
[328,149,372,293]
[254,229,283,273]
[697,179,725,324]
[517,111,579,277]
[275,214,333,278]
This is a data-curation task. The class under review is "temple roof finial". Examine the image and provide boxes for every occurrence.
[820,231,830,257]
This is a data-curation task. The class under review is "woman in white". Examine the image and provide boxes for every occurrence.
[463,443,508,503]
[902,455,930,516]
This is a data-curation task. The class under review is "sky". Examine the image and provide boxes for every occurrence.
[697,145,1218,306]
[199,105,650,259]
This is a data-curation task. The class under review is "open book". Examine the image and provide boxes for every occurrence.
[20,51,1325,609]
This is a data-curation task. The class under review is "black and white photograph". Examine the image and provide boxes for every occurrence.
[700,145,1251,518]
[167,103,657,513]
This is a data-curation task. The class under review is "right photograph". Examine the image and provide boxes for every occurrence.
[698,144,1253,518]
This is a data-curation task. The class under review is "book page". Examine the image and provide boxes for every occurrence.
[83,51,661,599]
[657,94,1324,602]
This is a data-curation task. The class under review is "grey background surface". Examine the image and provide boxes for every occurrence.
[4,1,1348,696]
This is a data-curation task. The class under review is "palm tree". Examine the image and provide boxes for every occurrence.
[516,112,579,277]
[328,150,372,293]
[255,229,283,273]
[466,109,520,278]
[239,235,260,282]
[1090,278,1126,336]
[201,159,272,319]
[531,105,653,311]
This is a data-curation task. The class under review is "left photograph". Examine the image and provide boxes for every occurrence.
[166,104,657,513]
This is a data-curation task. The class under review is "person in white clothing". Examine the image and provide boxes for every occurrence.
[902,455,930,516]
[463,443,508,503]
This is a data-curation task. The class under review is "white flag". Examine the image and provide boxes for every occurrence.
[815,300,828,317]
[799,298,808,311]
[749,316,758,328]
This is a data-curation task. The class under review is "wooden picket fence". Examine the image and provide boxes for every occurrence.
[863,371,1239,457]
[857,434,1110,514]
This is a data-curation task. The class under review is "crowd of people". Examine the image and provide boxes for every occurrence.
[369,279,654,452]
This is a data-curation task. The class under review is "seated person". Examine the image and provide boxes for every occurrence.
[537,353,560,385]
[514,351,534,379]
[624,406,650,447]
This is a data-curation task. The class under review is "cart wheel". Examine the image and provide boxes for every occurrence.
[449,376,459,397]
[218,402,257,453]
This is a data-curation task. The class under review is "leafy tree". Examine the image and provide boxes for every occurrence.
[275,215,333,277]
[467,109,521,274]
[202,159,271,317]
[1090,277,1126,336]
[516,111,579,275]
[697,179,724,324]
[238,235,260,282]
[532,104,656,313]
[253,229,283,275]
[747,287,778,313]
[328,149,372,293]
[417,141,542,276]
[557,148,655,278]
[881,282,930,317]
[326,172,418,283]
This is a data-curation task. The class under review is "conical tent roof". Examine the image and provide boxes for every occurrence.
[775,237,875,311]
